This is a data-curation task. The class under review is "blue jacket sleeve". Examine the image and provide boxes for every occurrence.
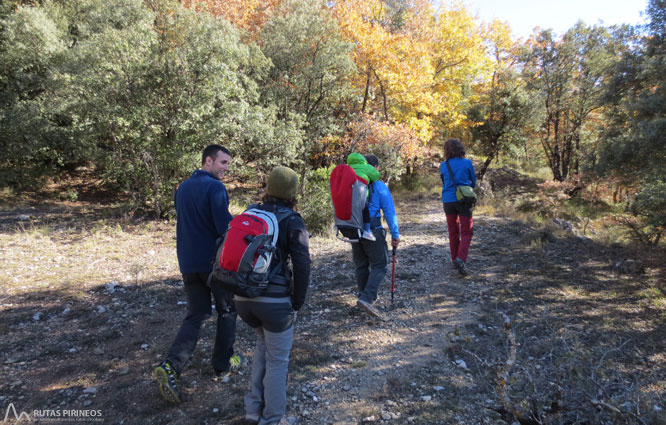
[209,183,233,237]
[378,182,399,240]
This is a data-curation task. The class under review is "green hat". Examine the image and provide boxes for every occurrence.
[266,166,299,200]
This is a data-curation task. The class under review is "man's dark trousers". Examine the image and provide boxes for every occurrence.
[351,228,389,303]
[165,272,236,375]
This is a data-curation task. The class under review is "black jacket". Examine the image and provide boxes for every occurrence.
[258,202,311,311]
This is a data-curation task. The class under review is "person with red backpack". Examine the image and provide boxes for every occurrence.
[347,152,381,241]
[153,145,241,404]
[351,154,400,319]
[233,166,311,425]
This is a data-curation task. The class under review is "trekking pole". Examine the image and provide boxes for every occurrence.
[391,246,396,304]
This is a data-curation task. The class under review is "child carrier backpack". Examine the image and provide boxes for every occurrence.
[211,206,294,297]
[329,164,369,243]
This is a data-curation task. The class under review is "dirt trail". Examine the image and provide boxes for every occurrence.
[285,195,533,425]
[291,195,482,424]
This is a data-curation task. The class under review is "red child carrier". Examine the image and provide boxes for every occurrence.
[212,206,292,297]
[329,164,368,243]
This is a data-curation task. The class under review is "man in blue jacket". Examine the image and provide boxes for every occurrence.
[352,154,400,319]
[154,144,240,403]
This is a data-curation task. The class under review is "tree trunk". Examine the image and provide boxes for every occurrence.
[573,132,580,176]
[550,145,563,181]
[361,67,371,114]
[477,154,495,183]
[143,150,162,218]
[373,69,389,121]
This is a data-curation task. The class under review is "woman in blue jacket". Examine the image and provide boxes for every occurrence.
[440,138,476,276]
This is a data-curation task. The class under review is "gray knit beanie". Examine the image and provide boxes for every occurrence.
[266,166,299,200]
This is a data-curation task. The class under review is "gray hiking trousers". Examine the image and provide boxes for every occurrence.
[235,297,296,425]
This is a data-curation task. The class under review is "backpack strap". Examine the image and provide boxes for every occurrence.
[445,160,459,188]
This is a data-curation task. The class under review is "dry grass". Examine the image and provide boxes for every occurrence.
[0,218,179,296]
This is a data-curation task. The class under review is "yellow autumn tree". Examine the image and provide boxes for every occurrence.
[466,18,522,123]
[484,19,520,70]
[429,1,491,134]
[179,0,283,38]
[331,0,490,144]
[331,0,438,142]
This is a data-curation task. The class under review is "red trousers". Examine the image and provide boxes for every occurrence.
[443,202,473,262]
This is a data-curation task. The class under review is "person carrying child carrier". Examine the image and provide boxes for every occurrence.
[346,152,381,241]
[351,154,400,319]
[233,166,311,425]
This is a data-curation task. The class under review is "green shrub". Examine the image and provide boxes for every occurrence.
[299,166,334,236]
[621,180,666,246]
[59,188,78,202]
[391,165,441,197]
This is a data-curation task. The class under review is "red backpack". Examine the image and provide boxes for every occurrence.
[329,164,369,242]
[212,206,294,297]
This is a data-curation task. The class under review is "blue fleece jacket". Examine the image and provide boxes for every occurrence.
[175,170,233,274]
[440,157,476,203]
[367,180,400,240]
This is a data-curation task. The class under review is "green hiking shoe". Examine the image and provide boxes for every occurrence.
[229,353,242,370]
[214,354,243,381]
[154,361,181,403]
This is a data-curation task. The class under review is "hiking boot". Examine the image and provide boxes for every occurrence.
[357,299,383,319]
[277,417,299,425]
[361,230,376,241]
[454,258,469,276]
[153,361,181,403]
[229,353,243,370]
[214,354,243,381]
[227,417,258,425]
[244,413,260,424]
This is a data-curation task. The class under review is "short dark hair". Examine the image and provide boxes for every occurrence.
[444,138,466,160]
[364,154,379,167]
[201,144,231,165]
